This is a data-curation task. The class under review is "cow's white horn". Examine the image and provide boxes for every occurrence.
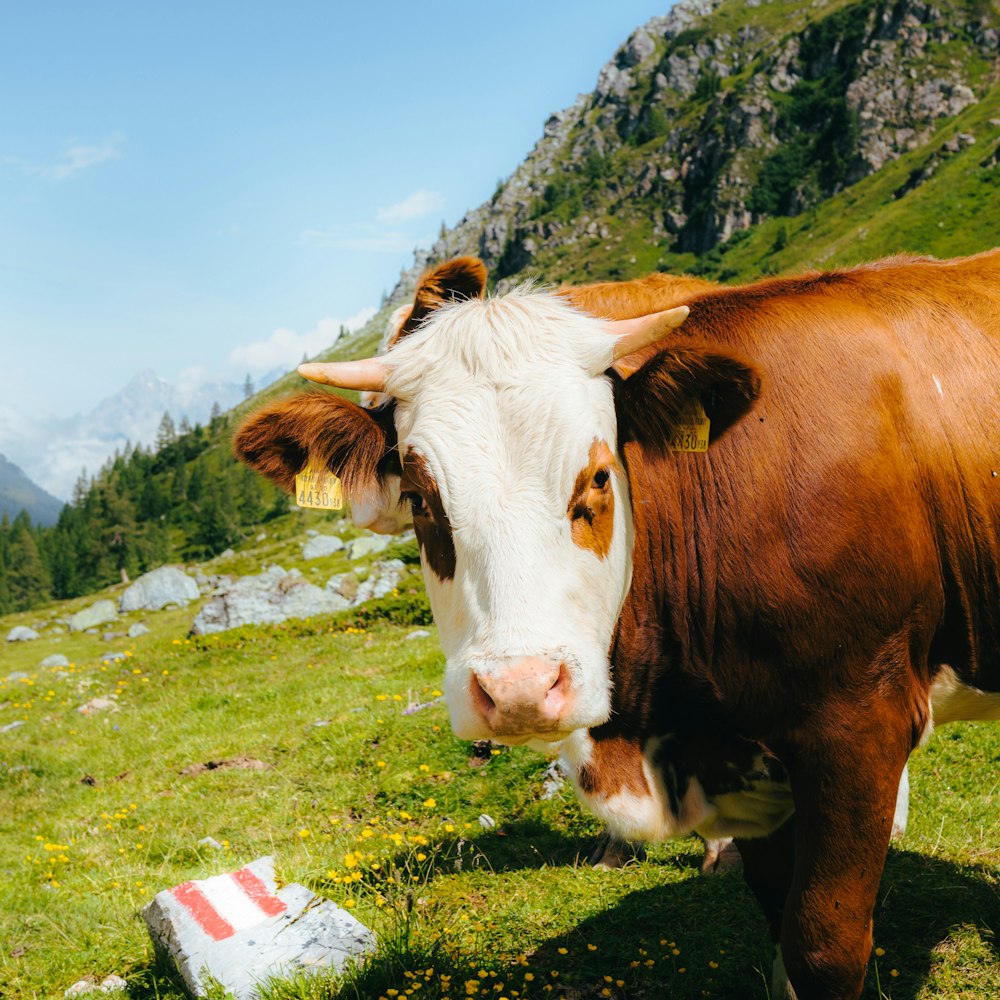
[607,305,689,362]
[297,359,389,392]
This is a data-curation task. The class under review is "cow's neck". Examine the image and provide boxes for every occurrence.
[604,442,728,738]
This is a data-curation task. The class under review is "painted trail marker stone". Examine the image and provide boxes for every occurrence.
[142,855,374,999]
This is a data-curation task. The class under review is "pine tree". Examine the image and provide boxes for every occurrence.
[156,412,177,450]
[243,374,254,399]
[7,512,51,610]
[0,514,12,614]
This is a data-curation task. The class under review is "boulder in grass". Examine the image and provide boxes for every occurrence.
[69,600,117,633]
[142,855,374,1000]
[190,569,346,636]
[302,534,345,560]
[354,559,406,603]
[119,566,199,613]
[346,535,390,560]
[39,653,71,668]
[6,626,40,642]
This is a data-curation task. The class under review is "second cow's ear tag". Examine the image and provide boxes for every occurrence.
[294,459,344,510]
[669,398,711,453]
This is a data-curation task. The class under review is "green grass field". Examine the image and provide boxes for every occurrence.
[1,514,998,999]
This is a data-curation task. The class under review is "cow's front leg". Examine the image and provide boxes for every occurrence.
[779,722,911,1000]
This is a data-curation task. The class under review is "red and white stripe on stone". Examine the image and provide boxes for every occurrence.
[171,865,287,940]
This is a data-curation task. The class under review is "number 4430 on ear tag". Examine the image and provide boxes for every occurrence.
[295,461,344,510]
[669,398,711,453]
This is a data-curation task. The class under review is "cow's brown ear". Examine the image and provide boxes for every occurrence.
[616,345,761,449]
[396,256,488,341]
[234,393,398,499]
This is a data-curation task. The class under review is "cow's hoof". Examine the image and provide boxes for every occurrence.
[701,837,742,875]
[588,832,647,869]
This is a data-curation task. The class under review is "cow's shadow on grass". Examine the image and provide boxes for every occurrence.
[419,828,999,999]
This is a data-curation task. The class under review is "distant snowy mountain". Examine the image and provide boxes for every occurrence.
[0,454,65,526]
[0,367,283,501]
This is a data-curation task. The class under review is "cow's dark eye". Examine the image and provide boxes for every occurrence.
[592,468,611,490]
[402,491,428,517]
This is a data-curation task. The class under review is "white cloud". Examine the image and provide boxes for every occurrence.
[48,132,125,180]
[2,133,124,180]
[228,307,378,372]
[376,188,445,224]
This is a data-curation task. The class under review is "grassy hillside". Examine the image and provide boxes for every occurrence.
[1,526,998,999]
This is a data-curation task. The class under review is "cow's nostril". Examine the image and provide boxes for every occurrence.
[470,673,496,715]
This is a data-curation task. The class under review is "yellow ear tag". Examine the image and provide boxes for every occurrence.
[294,461,344,510]
[669,399,710,453]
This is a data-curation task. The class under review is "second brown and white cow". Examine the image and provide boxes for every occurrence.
[235,251,1000,999]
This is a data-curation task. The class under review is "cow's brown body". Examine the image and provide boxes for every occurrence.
[575,252,1000,997]
[236,250,1000,999]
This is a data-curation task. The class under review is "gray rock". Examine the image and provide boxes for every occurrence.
[541,758,569,800]
[63,975,128,997]
[5,671,28,681]
[120,566,200,613]
[70,600,118,633]
[406,629,431,641]
[191,570,348,635]
[346,535,391,560]
[142,855,374,1000]
[100,651,128,663]
[302,534,346,559]
[6,626,40,642]
[78,697,118,714]
[354,559,406,604]
[127,623,151,638]
[39,654,71,668]
[102,632,124,642]
[64,982,96,998]
[1,720,26,734]
[325,573,358,610]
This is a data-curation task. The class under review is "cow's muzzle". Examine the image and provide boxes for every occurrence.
[469,655,574,737]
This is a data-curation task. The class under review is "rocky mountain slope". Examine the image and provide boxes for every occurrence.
[367,0,998,310]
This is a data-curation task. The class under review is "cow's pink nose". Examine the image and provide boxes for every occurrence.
[470,656,572,735]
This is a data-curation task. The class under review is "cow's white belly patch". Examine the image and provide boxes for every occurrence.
[561,731,793,843]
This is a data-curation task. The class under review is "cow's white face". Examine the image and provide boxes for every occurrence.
[238,257,754,749]
[384,292,633,743]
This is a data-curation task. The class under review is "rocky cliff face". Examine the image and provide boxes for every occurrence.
[381,0,998,301]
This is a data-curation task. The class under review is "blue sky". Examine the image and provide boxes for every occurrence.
[1,1,671,422]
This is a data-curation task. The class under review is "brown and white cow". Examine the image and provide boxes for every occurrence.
[235,251,1000,999]
[354,259,911,871]
[357,262,742,872]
